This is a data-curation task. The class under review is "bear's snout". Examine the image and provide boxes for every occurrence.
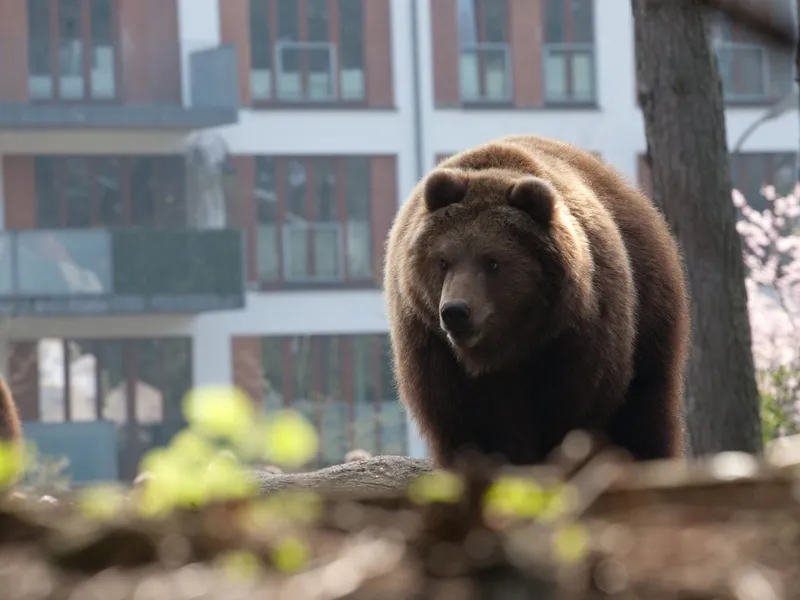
[440,300,472,335]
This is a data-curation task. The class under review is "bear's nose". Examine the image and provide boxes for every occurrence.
[440,301,471,333]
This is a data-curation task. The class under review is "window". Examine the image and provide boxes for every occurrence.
[457,0,511,103]
[255,156,372,284]
[248,0,364,102]
[543,0,595,104]
[712,4,794,103]
[34,156,187,229]
[259,334,404,467]
[27,0,117,101]
[730,153,796,211]
[17,337,191,480]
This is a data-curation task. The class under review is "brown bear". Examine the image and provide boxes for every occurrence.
[0,375,21,444]
[384,134,690,467]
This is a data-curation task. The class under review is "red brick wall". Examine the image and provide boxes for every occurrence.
[364,0,394,107]
[430,0,460,107]
[228,156,257,281]
[3,157,37,230]
[0,1,29,103]
[508,0,543,107]
[369,156,398,285]
[231,336,263,405]
[220,0,251,106]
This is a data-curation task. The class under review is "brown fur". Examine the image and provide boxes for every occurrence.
[0,375,21,445]
[384,134,690,467]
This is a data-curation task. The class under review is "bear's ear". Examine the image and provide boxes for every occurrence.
[507,177,556,226]
[424,169,467,212]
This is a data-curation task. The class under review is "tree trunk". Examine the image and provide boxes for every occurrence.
[631,0,763,455]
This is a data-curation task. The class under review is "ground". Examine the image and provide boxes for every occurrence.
[2,439,800,600]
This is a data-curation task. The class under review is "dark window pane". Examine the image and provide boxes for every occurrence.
[96,157,123,227]
[482,0,507,43]
[249,0,272,68]
[58,0,85,99]
[572,0,593,43]
[318,336,341,398]
[284,159,307,219]
[256,157,277,223]
[352,336,375,403]
[338,0,363,69]
[35,157,60,227]
[90,0,113,41]
[64,158,93,227]
[59,0,82,39]
[154,157,186,228]
[158,338,191,424]
[276,0,298,40]
[131,157,156,227]
[307,0,329,41]
[545,0,564,42]
[290,336,312,402]
[28,0,52,95]
[313,159,337,222]
[344,158,369,220]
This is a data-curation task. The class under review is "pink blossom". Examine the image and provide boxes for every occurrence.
[734,183,800,435]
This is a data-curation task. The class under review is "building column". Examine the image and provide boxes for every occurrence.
[191,320,232,388]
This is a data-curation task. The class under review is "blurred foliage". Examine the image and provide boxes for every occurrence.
[758,366,799,444]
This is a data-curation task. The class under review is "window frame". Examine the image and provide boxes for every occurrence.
[27,0,121,104]
[259,334,404,468]
[248,0,367,106]
[252,155,374,289]
[33,155,188,229]
[456,0,513,106]
[711,0,794,106]
[541,0,596,106]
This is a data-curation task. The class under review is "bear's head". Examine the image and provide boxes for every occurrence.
[406,162,595,375]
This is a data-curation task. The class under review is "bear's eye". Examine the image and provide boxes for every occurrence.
[439,258,449,271]
[486,259,499,272]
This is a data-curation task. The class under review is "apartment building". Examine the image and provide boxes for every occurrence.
[0,0,795,482]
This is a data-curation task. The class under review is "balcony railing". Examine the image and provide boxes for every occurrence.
[714,41,770,102]
[543,43,596,105]
[0,37,239,127]
[0,228,244,315]
[459,43,513,104]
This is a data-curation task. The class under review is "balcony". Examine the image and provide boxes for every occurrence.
[0,228,245,316]
[542,43,596,106]
[0,38,239,129]
[459,43,513,104]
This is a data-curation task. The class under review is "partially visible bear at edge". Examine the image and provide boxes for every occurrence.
[0,376,21,444]
[384,134,690,467]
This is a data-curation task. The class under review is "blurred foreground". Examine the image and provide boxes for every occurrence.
[3,427,800,600]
